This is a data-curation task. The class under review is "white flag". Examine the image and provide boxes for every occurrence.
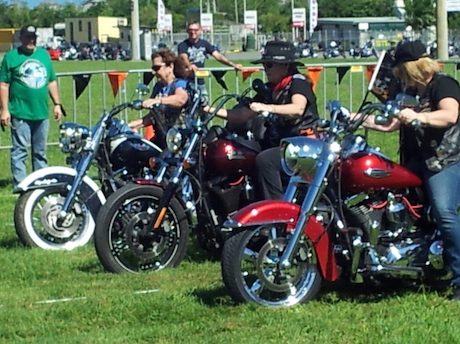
[309,0,318,35]
[157,0,166,32]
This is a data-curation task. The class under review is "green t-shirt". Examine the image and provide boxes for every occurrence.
[0,46,56,120]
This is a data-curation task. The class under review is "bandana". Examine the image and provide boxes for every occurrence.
[270,75,293,92]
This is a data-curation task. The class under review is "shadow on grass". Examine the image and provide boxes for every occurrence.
[0,178,13,189]
[0,237,24,249]
[192,278,446,307]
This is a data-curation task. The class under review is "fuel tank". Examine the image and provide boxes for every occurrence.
[340,152,422,193]
[204,138,260,176]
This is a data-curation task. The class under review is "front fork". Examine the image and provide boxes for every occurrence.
[278,151,334,269]
[57,154,94,225]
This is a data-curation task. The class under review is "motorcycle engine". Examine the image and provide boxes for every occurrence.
[348,192,441,269]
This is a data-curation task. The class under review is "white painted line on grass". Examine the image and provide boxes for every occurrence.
[133,289,160,294]
[35,297,87,304]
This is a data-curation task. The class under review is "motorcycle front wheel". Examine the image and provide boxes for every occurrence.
[221,225,322,307]
[94,183,189,273]
[14,187,95,250]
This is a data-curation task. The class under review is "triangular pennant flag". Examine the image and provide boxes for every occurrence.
[72,73,92,100]
[366,65,376,82]
[306,66,323,92]
[211,70,228,90]
[242,68,260,82]
[143,71,155,86]
[336,66,350,85]
[108,72,128,97]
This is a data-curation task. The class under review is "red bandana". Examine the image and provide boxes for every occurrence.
[270,75,293,92]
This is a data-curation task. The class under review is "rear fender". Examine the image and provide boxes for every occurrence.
[225,200,338,281]
[15,166,106,220]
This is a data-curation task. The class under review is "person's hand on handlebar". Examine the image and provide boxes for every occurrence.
[249,102,273,113]
[143,98,161,109]
[398,108,429,126]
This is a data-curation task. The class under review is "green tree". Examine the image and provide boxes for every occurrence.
[403,0,435,32]
[31,4,60,28]
[4,0,31,28]
[317,0,393,17]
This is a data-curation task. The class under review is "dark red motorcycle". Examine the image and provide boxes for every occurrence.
[221,95,449,307]
[93,82,266,273]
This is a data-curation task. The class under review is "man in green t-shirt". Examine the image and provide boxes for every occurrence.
[0,25,63,188]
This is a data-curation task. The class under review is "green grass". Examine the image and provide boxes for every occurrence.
[0,58,459,343]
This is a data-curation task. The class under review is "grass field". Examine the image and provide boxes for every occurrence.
[1,58,460,344]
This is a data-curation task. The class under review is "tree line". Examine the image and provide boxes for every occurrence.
[2,0,459,34]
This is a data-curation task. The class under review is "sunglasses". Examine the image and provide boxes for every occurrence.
[263,63,276,69]
[151,63,166,71]
[188,28,200,32]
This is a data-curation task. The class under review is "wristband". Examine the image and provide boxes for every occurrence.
[54,103,61,106]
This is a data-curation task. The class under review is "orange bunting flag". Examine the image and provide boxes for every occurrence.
[108,72,128,97]
[144,125,155,140]
[306,66,323,92]
[366,65,376,82]
[242,68,260,82]
[438,62,445,69]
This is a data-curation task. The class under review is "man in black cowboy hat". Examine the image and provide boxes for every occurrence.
[205,40,319,199]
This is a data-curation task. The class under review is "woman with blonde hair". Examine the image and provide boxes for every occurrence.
[362,40,460,300]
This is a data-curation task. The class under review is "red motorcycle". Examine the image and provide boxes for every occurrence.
[93,82,267,273]
[221,95,449,307]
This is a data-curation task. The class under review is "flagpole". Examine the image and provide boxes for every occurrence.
[131,0,140,60]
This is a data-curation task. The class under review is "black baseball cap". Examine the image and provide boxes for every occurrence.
[392,40,428,67]
[19,25,37,37]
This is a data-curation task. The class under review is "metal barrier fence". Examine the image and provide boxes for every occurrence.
[0,60,458,150]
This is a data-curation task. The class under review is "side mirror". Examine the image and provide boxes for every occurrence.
[135,83,150,96]
[395,93,419,108]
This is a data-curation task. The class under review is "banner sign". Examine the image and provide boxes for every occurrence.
[201,13,213,31]
[309,0,318,34]
[163,14,173,32]
[292,8,306,28]
[244,10,258,29]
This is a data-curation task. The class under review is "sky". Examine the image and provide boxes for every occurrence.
[22,0,83,8]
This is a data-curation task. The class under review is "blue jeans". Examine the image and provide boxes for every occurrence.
[423,160,460,286]
[11,117,49,186]
[188,80,209,105]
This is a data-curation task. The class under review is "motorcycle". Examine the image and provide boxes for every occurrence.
[323,40,346,59]
[350,39,379,59]
[295,40,318,58]
[93,80,269,273]
[13,84,163,250]
[220,94,450,307]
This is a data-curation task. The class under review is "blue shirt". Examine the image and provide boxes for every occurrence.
[177,39,216,84]
[151,78,188,127]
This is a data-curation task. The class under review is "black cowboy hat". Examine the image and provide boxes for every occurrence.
[251,41,303,66]
[392,40,428,67]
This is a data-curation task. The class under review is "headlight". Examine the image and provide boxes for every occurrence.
[281,137,325,177]
[59,123,91,154]
[166,128,183,153]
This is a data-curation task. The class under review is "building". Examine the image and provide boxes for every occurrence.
[64,16,128,44]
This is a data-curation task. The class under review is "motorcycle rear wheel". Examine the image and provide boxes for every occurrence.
[94,183,189,273]
[14,187,95,250]
[222,225,322,307]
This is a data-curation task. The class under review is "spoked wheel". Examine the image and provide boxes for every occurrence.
[94,183,189,273]
[14,187,95,250]
[221,225,322,307]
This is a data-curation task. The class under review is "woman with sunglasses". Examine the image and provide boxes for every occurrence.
[205,40,319,200]
[129,49,189,148]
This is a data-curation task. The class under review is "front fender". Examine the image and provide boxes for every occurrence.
[225,200,338,282]
[15,166,106,220]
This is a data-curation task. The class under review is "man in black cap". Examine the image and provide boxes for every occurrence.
[204,40,319,199]
[361,40,460,300]
[0,25,63,188]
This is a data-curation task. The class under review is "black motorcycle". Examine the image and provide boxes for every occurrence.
[93,80,270,273]
[13,84,163,250]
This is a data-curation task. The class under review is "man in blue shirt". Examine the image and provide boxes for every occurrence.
[177,22,243,102]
